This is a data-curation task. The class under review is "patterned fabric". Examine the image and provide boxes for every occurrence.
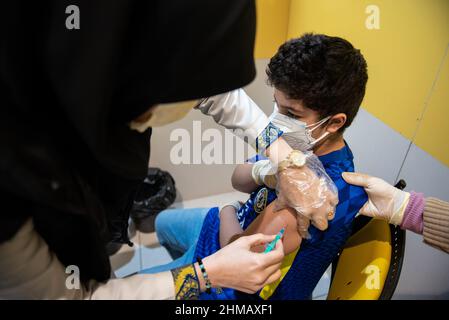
[194,142,368,300]
[255,122,283,155]
[192,208,239,299]
[171,264,200,300]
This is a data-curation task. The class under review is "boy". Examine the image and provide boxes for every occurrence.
[142,33,369,300]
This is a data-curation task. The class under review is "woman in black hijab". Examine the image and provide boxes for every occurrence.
[0,0,341,299]
[0,0,287,299]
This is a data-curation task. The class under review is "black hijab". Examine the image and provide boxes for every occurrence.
[0,0,256,282]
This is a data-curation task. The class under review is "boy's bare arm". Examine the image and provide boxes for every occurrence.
[231,163,260,194]
[219,205,244,248]
[229,201,302,255]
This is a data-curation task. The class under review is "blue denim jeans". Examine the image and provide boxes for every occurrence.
[139,207,210,274]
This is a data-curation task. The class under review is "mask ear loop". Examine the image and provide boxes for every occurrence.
[307,116,333,147]
[310,131,331,147]
[306,116,332,132]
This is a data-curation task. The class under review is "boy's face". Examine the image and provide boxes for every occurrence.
[273,88,328,140]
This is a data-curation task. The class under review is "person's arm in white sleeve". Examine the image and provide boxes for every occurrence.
[196,88,294,163]
[196,88,338,234]
[196,88,270,146]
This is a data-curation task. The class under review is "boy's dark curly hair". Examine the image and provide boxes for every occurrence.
[267,33,368,131]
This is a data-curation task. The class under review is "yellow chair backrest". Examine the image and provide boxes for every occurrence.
[327,218,405,300]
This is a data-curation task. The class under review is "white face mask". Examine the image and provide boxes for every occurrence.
[269,103,331,151]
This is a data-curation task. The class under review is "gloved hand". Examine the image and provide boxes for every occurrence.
[342,172,410,225]
[273,151,339,235]
[251,160,277,189]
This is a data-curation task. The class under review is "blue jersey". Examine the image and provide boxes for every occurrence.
[194,143,368,300]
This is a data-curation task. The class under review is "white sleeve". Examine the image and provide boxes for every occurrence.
[0,219,175,300]
[196,88,270,144]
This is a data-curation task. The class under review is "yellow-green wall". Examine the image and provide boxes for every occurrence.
[256,0,449,166]
[255,0,291,59]
[414,47,449,169]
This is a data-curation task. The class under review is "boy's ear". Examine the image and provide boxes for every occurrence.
[326,113,347,133]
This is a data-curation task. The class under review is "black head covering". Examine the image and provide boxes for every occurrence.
[0,0,256,282]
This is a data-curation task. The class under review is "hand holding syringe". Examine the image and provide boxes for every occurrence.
[263,227,285,253]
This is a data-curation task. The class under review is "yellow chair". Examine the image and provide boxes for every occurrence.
[327,181,407,300]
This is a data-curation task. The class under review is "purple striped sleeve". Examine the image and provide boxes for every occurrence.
[400,191,425,234]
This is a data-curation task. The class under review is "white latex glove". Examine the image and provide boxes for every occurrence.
[251,160,278,189]
[342,172,410,225]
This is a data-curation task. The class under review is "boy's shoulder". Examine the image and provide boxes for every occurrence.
[311,142,364,210]
[307,142,368,239]
[322,143,368,223]
[246,142,366,204]
[318,142,354,176]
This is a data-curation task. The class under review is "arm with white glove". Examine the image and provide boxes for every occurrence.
[196,88,293,162]
[342,172,449,254]
[198,89,338,234]
[196,88,270,145]
[231,153,338,239]
[231,160,277,194]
